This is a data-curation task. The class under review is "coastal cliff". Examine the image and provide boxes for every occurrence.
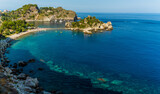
[1,4,77,22]
[65,16,113,34]
[0,39,54,94]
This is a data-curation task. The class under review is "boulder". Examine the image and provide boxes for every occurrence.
[25,77,39,88]
[38,68,44,71]
[106,21,112,26]
[11,69,21,75]
[106,21,113,31]
[29,70,34,73]
[18,61,28,67]
[4,67,12,76]
[106,25,113,31]
[83,30,92,34]
[17,73,27,80]
[13,63,18,68]
[23,87,33,92]
[6,59,10,63]
[43,91,52,94]
[65,22,72,28]
[28,59,35,63]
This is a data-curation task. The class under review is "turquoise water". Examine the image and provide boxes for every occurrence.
[6,13,160,94]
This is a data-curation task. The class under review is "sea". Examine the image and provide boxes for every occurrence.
[6,13,160,94]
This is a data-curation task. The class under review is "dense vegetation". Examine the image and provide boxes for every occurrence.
[39,6,74,19]
[71,16,104,28]
[0,20,34,37]
[1,4,38,21]
[1,4,76,21]
[21,4,38,14]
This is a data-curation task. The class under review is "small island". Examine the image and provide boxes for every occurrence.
[65,16,113,34]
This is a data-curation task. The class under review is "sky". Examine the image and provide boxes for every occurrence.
[0,0,160,13]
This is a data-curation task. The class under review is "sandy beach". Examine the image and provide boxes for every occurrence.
[7,28,61,40]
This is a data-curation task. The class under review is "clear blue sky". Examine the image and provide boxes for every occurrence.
[0,0,160,13]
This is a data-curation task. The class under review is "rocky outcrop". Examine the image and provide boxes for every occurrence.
[65,16,113,34]
[0,39,51,94]
[0,66,50,94]
[17,73,27,80]
[105,21,113,31]
[65,21,72,28]
[25,77,39,88]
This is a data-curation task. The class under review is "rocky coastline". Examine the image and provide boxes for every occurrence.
[0,16,115,94]
[65,16,113,34]
[0,31,52,94]
[26,17,81,22]
[1,4,78,23]
[26,17,81,23]
[0,26,72,94]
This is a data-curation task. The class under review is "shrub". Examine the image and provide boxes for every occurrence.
[0,20,34,36]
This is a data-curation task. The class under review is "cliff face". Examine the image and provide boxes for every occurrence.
[37,7,77,21]
[1,4,77,21]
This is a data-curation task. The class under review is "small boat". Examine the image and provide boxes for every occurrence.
[55,20,57,23]
[59,20,63,23]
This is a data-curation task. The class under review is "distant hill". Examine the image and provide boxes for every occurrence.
[1,4,77,22]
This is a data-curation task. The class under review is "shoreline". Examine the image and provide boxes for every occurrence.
[0,28,55,94]
[26,18,75,22]
[7,28,53,40]
[0,26,123,94]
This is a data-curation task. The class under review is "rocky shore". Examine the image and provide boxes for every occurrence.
[0,32,52,94]
[0,37,51,94]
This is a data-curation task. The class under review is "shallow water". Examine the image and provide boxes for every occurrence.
[6,13,160,94]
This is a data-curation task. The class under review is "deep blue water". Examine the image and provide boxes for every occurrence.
[6,13,160,94]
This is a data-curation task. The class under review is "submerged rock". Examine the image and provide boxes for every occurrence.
[111,80,123,85]
[29,70,34,73]
[18,61,28,67]
[11,69,21,75]
[38,68,44,71]
[101,83,110,88]
[13,63,18,68]
[28,59,36,63]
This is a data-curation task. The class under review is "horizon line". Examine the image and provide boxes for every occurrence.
[0,9,160,14]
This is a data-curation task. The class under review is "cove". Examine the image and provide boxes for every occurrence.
[6,13,160,94]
